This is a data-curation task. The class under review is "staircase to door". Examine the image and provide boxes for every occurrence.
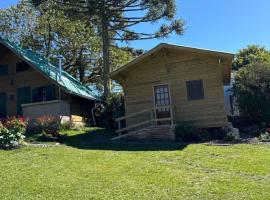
[112,105,175,141]
[112,84,175,141]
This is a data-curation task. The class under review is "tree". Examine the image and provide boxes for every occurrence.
[0,1,102,88]
[233,45,270,70]
[32,0,185,98]
[0,0,38,43]
[233,62,270,123]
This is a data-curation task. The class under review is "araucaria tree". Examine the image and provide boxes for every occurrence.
[38,0,185,98]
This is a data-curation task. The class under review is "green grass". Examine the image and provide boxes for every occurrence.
[1,128,270,200]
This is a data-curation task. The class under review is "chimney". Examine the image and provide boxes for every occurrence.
[58,55,63,81]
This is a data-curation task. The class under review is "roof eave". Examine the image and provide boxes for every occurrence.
[111,43,234,79]
[0,38,100,101]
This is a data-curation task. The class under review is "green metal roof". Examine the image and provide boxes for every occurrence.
[0,38,99,101]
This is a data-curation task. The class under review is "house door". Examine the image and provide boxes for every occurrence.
[17,87,31,116]
[0,92,7,118]
[153,84,171,125]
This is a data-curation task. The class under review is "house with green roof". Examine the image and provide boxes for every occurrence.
[0,37,100,124]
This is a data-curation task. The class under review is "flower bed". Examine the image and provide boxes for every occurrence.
[0,117,28,150]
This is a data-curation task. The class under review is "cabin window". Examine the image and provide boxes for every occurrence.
[0,65,8,76]
[32,85,55,103]
[186,79,204,101]
[16,62,30,73]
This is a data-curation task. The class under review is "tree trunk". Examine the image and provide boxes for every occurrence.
[101,15,111,99]
[45,21,52,58]
[79,65,85,83]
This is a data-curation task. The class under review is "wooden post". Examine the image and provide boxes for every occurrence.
[153,106,157,126]
[150,109,154,126]
[170,105,174,127]
[118,120,122,136]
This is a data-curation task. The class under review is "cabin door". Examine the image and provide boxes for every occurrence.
[153,84,171,125]
[0,92,7,118]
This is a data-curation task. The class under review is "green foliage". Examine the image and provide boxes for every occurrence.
[224,132,237,142]
[97,93,125,130]
[36,115,60,137]
[233,45,270,70]
[259,132,270,142]
[174,122,213,142]
[0,117,27,149]
[31,0,185,97]
[221,127,238,142]
[175,122,197,142]
[59,121,85,131]
[233,62,270,123]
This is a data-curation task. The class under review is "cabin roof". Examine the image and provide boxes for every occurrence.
[0,38,100,101]
[111,43,234,84]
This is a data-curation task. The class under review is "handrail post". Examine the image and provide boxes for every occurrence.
[153,106,157,126]
[170,104,173,127]
[118,120,122,136]
[150,109,154,126]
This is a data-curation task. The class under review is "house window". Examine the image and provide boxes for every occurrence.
[0,65,8,76]
[186,79,204,101]
[32,85,55,103]
[16,62,30,73]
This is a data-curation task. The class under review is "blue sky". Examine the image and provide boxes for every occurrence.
[1,0,270,53]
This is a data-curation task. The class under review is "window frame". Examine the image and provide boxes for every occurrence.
[32,85,56,103]
[186,79,205,101]
[0,64,8,76]
[16,61,30,73]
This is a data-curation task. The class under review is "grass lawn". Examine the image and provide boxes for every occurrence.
[1,128,270,200]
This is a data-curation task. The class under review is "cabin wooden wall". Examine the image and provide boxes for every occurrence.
[0,45,65,116]
[117,48,232,128]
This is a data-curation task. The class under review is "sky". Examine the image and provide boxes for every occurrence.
[1,0,270,53]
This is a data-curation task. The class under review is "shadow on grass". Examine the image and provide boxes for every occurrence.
[60,128,189,151]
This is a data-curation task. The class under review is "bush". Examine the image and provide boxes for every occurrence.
[36,115,60,137]
[233,62,270,123]
[259,132,270,142]
[59,120,85,131]
[175,123,212,142]
[0,117,27,149]
[175,122,197,142]
[97,93,125,130]
[175,123,240,142]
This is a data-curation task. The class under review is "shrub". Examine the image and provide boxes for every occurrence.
[0,117,27,149]
[36,115,60,137]
[97,93,125,130]
[175,122,197,142]
[59,121,72,130]
[174,123,213,142]
[60,120,85,131]
[259,132,270,142]
[216,126,239,142]
[233,62,270,123]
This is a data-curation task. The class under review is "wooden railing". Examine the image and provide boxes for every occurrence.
[115,105,174,136]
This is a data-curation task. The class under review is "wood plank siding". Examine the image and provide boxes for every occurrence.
[112,45,233,128]
[0,44,94,119]
[0,46,53,116]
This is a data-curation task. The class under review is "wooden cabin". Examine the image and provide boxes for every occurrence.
[0,38,99,125]
[111,43,234,140]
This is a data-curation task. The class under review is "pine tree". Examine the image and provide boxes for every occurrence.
[32,0,185,98]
